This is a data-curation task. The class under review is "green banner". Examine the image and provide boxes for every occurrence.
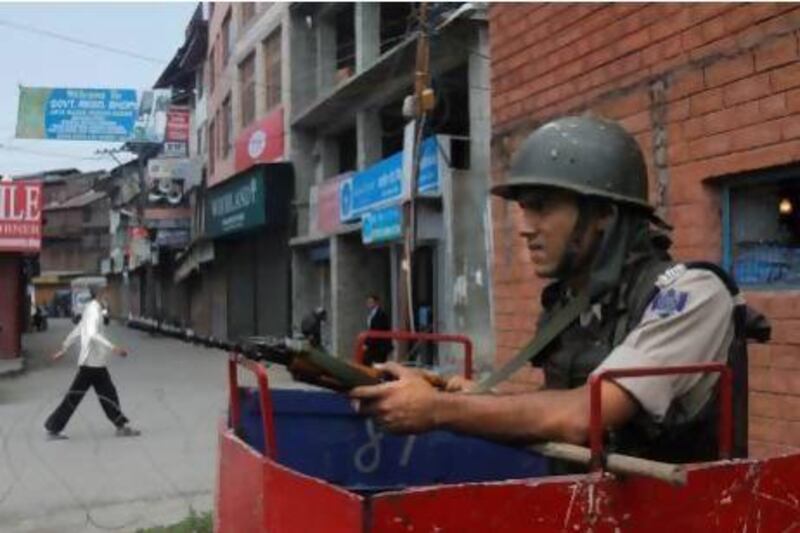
[206,170,266,238]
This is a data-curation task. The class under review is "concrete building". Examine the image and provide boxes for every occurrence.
[488,4,800,456]
[197,2,294,341]
[287,3,495,371]
[21,169,110,310]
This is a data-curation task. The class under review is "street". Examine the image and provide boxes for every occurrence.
[0,318,290,532]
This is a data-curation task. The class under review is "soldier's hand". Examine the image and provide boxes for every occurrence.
[113,347,128,358]
[50,350,65,362]
[444,375,477,393]
[350,362,440,434]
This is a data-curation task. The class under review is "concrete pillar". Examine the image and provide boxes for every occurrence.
[332,233,389,359]
[316,17,336,95]
[0,254,22,359]
[356,109,382,169]
[355,3,380,73]
[440,26,495,375]
[289,9,318,115]
[319,136,340,180]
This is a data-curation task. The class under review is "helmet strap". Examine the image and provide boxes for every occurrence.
[553,197,594,281]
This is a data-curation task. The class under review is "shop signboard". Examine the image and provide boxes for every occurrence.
[362,204,403,245]
[339,136,444,223]
[165,106,190,142]
[0,181,42,252]
[316,173,350,234]
[206,170,266,238]
[234,106,284,172]
[16,86,171,143]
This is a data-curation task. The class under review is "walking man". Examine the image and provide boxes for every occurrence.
[45,286,140,440]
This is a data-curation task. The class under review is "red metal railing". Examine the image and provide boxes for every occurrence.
[588,363,733,470]
[228,353,277,458]
[353,330,474,379]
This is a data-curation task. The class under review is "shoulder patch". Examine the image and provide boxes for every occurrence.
[649,288,689,318]
[656,263,687,289]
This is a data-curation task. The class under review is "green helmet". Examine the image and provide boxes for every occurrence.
[491,116,652,212]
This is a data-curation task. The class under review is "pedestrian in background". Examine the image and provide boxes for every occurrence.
[45,286,140,440]
[363,294,393,366]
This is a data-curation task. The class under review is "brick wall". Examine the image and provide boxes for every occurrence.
[489,3,800,457]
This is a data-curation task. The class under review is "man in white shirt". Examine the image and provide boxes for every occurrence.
[45,286,140,440]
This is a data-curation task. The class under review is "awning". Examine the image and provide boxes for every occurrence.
[174,240,214,283]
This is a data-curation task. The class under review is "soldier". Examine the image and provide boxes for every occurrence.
[351,116,745,463]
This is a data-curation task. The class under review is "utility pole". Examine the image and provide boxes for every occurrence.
[398,2,434,356]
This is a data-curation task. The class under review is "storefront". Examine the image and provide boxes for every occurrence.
[0,180,43,360]
[205,163,294,341]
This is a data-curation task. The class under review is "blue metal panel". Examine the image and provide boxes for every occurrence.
[722,185,732,273]
[236,387,549,492]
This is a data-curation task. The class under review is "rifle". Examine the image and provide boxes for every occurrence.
[126,316,447,392]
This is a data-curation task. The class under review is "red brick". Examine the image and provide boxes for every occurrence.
[730,119,783,151]
[772,319,800,344]
[667,141,690,165]
[772,345,800,370]
[667,69,706,101]
[748,344,772,368]
[705,53,755,88]
[687,133,732,160]
[703,101,760,135]
[787,88,800,112]
[750,440,800,459]
[689,88,724,116]
[781,114,800,141]
[681,116,705,140]
[755,33,800,72]
[722,73,772,107]
[665,98,691,123]
[642,34,683,67]
[759,93,789,119]
[765,293,800,319]
[770,61,800,92]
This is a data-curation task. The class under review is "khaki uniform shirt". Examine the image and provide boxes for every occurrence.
[594,265,735,423]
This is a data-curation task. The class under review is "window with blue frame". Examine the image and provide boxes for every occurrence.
[723,168,800,288]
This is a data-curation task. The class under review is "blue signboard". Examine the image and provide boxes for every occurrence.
[339,136,443,223]
[362,204,403,245]
[16,86,170,142]
[417,137,440,194]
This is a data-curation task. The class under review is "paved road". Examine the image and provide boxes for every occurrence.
[0,318,293,532]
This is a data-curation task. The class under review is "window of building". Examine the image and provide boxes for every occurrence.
[335,6,355,82]
[208,119,216,173]
[82,207,92,223]
[241,2,256,27]
[239,52,256,127]
[724,169,800,288]
[196,126,204,156]
[337,127,357,174]
[222,95,233,157]
[208,44,216,95]
[263,28,282,111]
[222,12,233,65]
[380,3,412,54]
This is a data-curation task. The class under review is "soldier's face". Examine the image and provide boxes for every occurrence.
[517,189,605,278]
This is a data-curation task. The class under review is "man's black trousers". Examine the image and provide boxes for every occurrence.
[45,366,129,433]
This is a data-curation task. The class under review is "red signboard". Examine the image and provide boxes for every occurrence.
[234,106,284,173]
[316,173,350,235]
[0,181,42,252]
[166,106,191,142]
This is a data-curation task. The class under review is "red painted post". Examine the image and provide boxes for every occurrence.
[589,363,731,470]
[227,353,278,458]
[0,254,22,359]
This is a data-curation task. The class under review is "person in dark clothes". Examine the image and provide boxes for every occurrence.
[300,307,327,348]
[45,286,140,440]
[363,294,393,366]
